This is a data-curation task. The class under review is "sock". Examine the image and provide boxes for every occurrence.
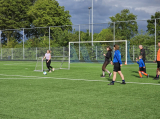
[142,72,148,76]
[122,80,125,82]
[157,75,159,78]
[103,71,105,76]
[111,81,115,83]
[139,71,142,77]
[106,70,110,74]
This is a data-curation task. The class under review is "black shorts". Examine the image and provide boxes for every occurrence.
[157,61,160,68]
[139,67,144,71]
[113,63,121,72]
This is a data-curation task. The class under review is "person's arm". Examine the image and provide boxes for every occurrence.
[142,60,145,68]
[110,52,112,61]
[136,58,139,64]
[42,55,46,60]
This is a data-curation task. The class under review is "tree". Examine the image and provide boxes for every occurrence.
[0,0,35,46]
[27,0,72,42]
[95,28,113,41]
[147,11,160,42]
[27,0,72,27]
[109,9,138,40]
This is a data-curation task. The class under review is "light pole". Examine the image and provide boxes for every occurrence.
[88,7,91,36]
[91,0,93,46]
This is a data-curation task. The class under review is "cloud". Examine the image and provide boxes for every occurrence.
[56,0,159,33]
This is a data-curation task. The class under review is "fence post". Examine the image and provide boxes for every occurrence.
[0,30,1,49]
[79,25,80,60]
[49,27,50,50]
[133,45,134,61]
[12,48,13,59]
[1,47,2,59]
[155,19,157,60]
[113,22,115,44]
[36,47,37,60]
[96,46,97,60]
[23,28,24,60]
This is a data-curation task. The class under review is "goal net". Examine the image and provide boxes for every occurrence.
[69,40,130,64]
[34,56,69,72]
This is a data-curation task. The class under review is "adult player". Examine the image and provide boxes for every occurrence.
[43,50,54,72]
[108,44,126,85]
[153,41,160,80]
[101,46,112,77]
[139,45,146,72]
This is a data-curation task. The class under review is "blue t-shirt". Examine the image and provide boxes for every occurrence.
[137,59,145,67]
[113,50,122,65]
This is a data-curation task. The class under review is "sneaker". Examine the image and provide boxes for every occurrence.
[121,82,126,84]
[153,77,159,80]
[139,77,143,78]
[147,74,149,78]
[52,68,55,71]
[49,70,52,73]
[101,75,105,78]
[109,73,112,77]
[108,82,114,85]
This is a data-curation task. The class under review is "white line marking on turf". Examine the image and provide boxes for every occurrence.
[0,74,160,86]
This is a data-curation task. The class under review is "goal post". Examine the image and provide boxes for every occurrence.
[69,40,128,64]
[34,55,70,72]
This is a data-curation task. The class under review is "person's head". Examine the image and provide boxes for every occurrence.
[107,46,112,51]
[139,55,143,59]
[47,50,51,53]
[139,45,143,49]
[113,44,119,50]
[158,41,160,47]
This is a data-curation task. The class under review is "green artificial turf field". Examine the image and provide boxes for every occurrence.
[0,61,160,119]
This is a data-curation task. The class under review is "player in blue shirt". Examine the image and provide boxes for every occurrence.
[136,55,149,78]
[108,44,126,85]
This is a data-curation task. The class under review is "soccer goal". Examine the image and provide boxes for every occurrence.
[34,56,69,72]
[69,40,128,64]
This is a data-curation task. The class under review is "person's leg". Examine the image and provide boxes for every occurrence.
[48,60,53,69]
[154,61,160,79]
[139,71,142,78]
[118,69,126,84]
[102,62,106,76]
[102,61,112,77]
[108,71,117,85]
[46,60,50,71]
[143,60,146,73]
[47,60,51,71]
[118,71,124,80]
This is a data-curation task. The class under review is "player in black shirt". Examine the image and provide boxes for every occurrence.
[101,46,112,77]
[139,45,146,72]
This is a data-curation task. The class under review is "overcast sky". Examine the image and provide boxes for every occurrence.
[57,0,160,24]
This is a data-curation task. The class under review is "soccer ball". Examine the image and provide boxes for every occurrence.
[43,71,47,75]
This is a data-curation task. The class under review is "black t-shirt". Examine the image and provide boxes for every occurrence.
[105,50,112,61]
[140,48,146,61]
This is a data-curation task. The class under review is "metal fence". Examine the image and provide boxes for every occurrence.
[0,18,160,61]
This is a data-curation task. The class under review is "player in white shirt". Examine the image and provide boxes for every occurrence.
[43,50,54,72]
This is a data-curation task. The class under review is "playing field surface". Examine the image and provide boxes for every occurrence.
[0,61,160,119]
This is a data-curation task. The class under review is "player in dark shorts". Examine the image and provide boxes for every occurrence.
[101,46,112,77]
[153,41,160,80]
[136,55,149,78]
[108,44,126,85]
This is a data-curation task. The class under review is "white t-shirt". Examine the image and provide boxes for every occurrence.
[45,53,51,60]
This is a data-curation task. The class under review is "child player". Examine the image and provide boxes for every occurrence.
[136,55,149,78]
